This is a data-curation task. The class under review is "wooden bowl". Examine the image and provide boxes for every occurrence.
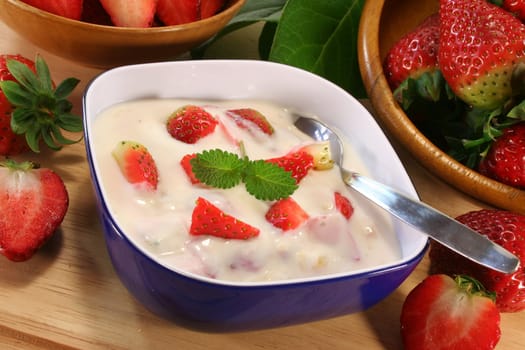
[358,0,525,214]
[0,0,245,68]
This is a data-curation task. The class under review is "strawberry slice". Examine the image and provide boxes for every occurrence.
[180,153,200,184]
[265,197,309,231]
[157,0,199,25]
[189,197,260,239]
[21,0,83,20]
[265,151,314,183]
[99,0,157,27]
[82,0,113,25]
[334,192,353,220]
[226,108,275,135]
[200,0,226,19]
[401,274,501,350]
[166,105,218,144]
[112,141,159,190]
[265,142,333,183]
[0,160,68,262]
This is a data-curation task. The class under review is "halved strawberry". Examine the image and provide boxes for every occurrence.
[265,142,333,183]
[200,0,226,19]
[180,153,200,184]
[99,0,157,27]
[21,0,84,20]
[157,0,199,25]
[265,197,309,231]
[166,105,218,144]
[112,141,159,190]
[334,192,353,220]
[401,274,501,350]
[189,197,260,239]
[226,108,275,135]
[0,160,69,262]
[82,0,113,25]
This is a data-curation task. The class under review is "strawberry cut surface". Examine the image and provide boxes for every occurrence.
[157,0,199,25]
[0,162,68,262]
[401,274,501,350]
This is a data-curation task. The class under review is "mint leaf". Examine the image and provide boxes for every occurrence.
[191,149,245,189]
[190,149,298,200]
[269,0,366,98]
[244,160,298,201]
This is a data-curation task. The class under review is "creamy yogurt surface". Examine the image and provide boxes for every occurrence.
[91,99,401,283]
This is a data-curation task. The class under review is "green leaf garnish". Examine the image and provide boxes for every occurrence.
[190,149,298,201]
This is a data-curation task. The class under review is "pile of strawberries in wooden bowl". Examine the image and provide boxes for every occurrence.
[0,0,245,68]
[359,0,525,215]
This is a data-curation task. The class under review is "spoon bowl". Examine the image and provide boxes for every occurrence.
[294,115,520,274]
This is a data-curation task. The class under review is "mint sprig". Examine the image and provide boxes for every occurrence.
[190,149,298,201]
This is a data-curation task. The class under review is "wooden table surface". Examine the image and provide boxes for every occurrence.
[0,20,523,350]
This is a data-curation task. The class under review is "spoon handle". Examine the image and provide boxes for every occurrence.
[341,169,520,274]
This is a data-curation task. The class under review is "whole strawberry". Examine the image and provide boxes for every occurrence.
[0,54,82,154]
[429,209,525,312]
[383,14,440,91]
[439,0,525,110]
[401,274,501,350]
[0,160,68,262]
[478,122,525,189]
[0,54,35,155]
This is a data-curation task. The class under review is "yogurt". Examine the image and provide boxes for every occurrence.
[91,99,401,283]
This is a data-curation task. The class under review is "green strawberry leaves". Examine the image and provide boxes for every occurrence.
[0,55,82,152]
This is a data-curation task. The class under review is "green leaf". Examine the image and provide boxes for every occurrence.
[191,149,245,189]
[244,160,298,201]
[6,59,40,94]
[191,0,286,58]
[269,0,366,98]
[189,148,298,200]
[35,55,53,91]
[54,77,80,100]
[56,113,84,132]
[0,81,33,106]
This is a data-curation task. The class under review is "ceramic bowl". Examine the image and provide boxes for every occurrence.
[358,0,525,214]
[0,0,245,68]
[83,60,428,331]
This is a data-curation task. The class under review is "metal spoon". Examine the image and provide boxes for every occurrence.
[294,115,520,274]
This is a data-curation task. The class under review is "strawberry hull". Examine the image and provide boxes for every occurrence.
[83,60,428,328]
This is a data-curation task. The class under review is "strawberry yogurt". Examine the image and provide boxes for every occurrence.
[90,99,401,283]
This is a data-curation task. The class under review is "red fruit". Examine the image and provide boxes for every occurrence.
[383,13,439,90]
[401,274,501,350]
[99,0,157,27]
[112,141,159,191]
[0,54,82,154]
[265,151,314,184]
[166,105,218,144]
[189,197,260,239]
[439,0,525,109]
[21,0,83,20]
[200,0,226,19]
[0,160,69,262]
[265,197,309,231]
[0,54,35,156]
[478,122,525,189]
[157,0,199,25]
[334,192,353,220]
[429,209,525,312]
[82,0,113,25]
[180,153,200,184]
[226,108,275,135]
[502,0,525,20]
